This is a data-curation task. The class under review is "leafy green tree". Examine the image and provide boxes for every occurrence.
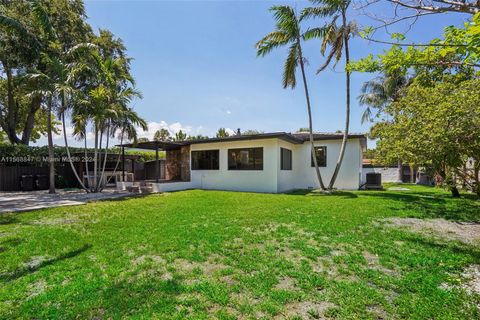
[256,5,326,190]
[0,0,91,145]
[216,128,230,138]
[187,134,209,140]
[352,14,480,75]
[154,128,171,141]
[374,77,480,197]
[302,0,356,190]
[174,130,187,141]
[241,129,263,135]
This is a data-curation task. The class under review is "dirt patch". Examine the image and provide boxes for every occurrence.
[442,265,480,295]
[173,255,229,277]
[363,251,397,276]
[132,255,165,266]
[275,276,297,290]
[366,304,388,319]
[277,301,335,319]
[24,256,49,270]
[27,279,47,298]
[31,214,81,226]
[385,218,480,245]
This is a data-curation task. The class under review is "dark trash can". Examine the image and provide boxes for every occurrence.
[35,175,48,190]
[20,175,34,191]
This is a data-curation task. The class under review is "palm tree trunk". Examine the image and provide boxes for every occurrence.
[298,40,325,190]
[47,97,55,194]
[103,129,125,188]
[98,126,110,191]
[93,126,98,192]
[62,112,88,191]
[84,128,92,189]
[328,9,350,190]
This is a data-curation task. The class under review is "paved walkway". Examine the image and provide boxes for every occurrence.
[0,189,133,213]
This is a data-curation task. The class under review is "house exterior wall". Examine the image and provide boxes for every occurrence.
[287,138,363,191]
[190,139,279,193]
[190,137,363,193]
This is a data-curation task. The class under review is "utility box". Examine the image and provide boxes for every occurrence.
[365,173,382,190]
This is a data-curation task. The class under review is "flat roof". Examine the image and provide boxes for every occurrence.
[118,132,367,150]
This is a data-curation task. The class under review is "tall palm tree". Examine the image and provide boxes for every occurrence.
[302,0,356,190]
[256,5,326,190]
[358,71,409,182]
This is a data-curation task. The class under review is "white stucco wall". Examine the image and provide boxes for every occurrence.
[190,139,279,193]
[361,167,398,184]
[288,138,363,190]
[190,137,363,193]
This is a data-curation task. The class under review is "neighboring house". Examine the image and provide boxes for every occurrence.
[118,132,367,193]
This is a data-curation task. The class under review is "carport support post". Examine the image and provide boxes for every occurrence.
[121,146,125,181]
[155,144,159,183]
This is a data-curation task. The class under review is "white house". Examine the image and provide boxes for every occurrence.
[117,132,367,193]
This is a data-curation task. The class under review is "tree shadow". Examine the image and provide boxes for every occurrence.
[287,189,359,199]
[0,244,92,282]
[362,191,480,222]
[0,215,20,225]
[399,232,480,261]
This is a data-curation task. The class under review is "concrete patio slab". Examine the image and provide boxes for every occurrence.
[0,189,133,213]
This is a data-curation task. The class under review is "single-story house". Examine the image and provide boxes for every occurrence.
[117,132,367,193]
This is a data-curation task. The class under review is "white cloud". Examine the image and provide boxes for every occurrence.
[136,121,202,140]
[225,128,236,136]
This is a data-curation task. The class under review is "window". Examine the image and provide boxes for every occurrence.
[228,148,263,170]
[191,150,219,170]
[280,148,292,170]
[311,146,327,167]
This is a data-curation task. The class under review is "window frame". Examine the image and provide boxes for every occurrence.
[310,146,327,167]
[280,147,292,171]
[227,147,264,171]
[191,149,220,170]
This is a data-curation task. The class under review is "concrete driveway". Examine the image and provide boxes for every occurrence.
[0,189,132,213]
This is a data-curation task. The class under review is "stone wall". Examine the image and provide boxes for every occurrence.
[165,146,190,181]
[180,146,191,182]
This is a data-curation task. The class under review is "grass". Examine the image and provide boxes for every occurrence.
[0,184,479,319]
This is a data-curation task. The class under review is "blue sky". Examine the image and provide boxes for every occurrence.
[44,1,470,147]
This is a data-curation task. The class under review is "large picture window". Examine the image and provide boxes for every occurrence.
[311,146,327,167]
[280,148,292,170]
[191,150,219,170]
[228,148,263,170]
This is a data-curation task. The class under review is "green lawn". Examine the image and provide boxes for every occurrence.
[0,185,479,319]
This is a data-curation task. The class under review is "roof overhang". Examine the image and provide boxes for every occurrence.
[117,140,184,151]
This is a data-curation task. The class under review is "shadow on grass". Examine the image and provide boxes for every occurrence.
[0,244,92,282]
[287,189,358,199]
[362,191,480,222]
[0,214,20,225]
[400,231,480,261]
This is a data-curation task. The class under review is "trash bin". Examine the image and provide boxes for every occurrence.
[20,175,34,191]
[35,175,48,190]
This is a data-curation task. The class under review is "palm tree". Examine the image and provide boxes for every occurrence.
[70,49,143,192]
[302,0,356,190]
[358,71,409,182]
[256,5,326,190]
[358,72,409,123]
